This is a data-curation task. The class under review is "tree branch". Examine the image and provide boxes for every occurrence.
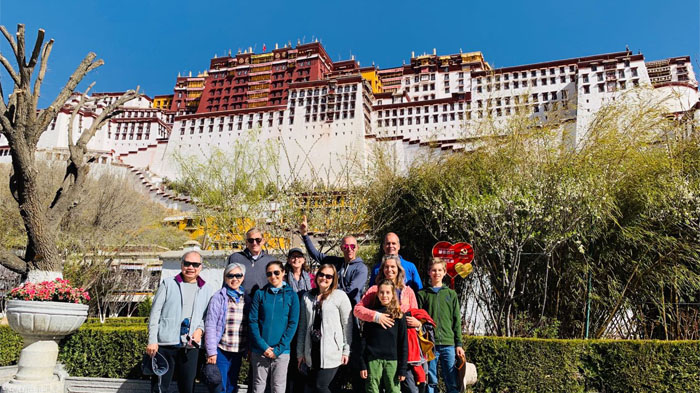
[67,83,94,158]
[48,88,137,225]
[27,28,44,68]
[0,25,19,61]
[0,250,28,277]
[15,24,26,70]
[0,53,20,86]
[0,91,15,136]
[75,88,138,151]
[35,52,103,141]
[32,39,53,110]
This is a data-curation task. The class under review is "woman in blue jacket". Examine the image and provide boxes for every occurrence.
[205,262,251,393]
[249,260,300,393]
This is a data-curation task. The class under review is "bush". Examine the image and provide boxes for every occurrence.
[465,336,586,393]
[0,326,22,366]
[137,297,153,318]
[59,325,148,379]
[463,337,700,393]
[58,324,250,383]
[84,317,148,326]
[582,340,700,393]
[3,324,699,392]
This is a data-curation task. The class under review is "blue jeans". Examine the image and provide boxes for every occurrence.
[213,347,244,393]
[427,345,458,393]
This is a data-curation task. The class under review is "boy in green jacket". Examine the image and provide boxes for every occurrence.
[416,259,465,393]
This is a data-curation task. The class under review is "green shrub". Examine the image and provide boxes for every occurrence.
[582,340,700,393]
[137,297,153,318]
[465,336,586,393]
[57,324,251,382]
[84,317,148,325]
[0,326,22,366]
[59,325,148,379]
[4,324,700,392]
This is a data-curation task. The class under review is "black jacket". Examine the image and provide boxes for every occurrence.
[359,307,408,376]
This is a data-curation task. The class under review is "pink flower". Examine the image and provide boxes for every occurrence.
[7,278,90,304]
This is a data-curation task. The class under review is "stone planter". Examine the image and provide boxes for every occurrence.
[2,300,88,393]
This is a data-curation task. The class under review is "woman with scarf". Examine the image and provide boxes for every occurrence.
[285,247,315,294]
[205,263,251,393]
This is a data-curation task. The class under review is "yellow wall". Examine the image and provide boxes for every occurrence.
[361,69,383,93]
[153,96,173,110]
[163,216,288,251]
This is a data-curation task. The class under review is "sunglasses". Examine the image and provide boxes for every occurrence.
[226,273,244,279]
[317,272,334,280]
[341,244,357,251]
[183,261,202,268]
[247,238,263,244]
[266,270,282,277]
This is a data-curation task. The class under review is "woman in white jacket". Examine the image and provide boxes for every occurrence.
[297,263,353,393]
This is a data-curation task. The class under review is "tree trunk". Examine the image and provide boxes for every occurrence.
[0,24,137,280]
[11,133,62,273]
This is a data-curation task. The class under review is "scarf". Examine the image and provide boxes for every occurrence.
[226,286,244,303]
[288,270,312,293]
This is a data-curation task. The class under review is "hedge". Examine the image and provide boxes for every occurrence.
[84,317,148,325]
[58,325,149,379]
[465,336,587,393]
[0,325,22,366]
[1,325,698,393]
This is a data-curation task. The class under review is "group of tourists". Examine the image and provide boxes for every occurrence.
[146,219,465,393]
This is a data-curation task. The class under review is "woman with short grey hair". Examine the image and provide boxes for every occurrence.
[205,262,251,393]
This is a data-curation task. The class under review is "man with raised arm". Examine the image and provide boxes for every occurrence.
[299,215,367,305]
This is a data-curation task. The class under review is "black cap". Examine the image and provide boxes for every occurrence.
[288,247,304,257]
[201,363,222,386]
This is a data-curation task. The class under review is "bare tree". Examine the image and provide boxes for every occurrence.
[0,24,137,278]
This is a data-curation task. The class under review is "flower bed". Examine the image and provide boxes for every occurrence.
[6,278,90,304]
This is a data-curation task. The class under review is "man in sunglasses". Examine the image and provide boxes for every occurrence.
[226,228,276,297]
[299,215,367,305]
[299,215,369,391]
[147,250,214,393]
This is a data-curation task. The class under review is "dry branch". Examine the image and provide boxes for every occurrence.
[0,250,27,275]
[0,23,135,277]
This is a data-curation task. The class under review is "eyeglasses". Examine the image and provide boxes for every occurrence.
[266,270,282,277]
[247,238,263,244]
[317,272,334,280]
[341,244,356,251]
[183,261,202,268]
[226,273,244,279]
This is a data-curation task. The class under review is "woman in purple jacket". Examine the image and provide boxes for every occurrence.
[205,263,251,393]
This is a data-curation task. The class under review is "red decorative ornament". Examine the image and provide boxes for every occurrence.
[431,241,474,288]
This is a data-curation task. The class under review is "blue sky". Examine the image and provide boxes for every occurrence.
[1,0,698,106]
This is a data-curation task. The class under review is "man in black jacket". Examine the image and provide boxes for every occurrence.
[226,228,276,297]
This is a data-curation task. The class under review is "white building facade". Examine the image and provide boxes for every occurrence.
[0,45,697,190]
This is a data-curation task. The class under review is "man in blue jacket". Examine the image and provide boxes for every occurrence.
[146,250,213,393]
[369,232,423,292]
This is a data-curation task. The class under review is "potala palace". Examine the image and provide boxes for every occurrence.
[0,42,697,208]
